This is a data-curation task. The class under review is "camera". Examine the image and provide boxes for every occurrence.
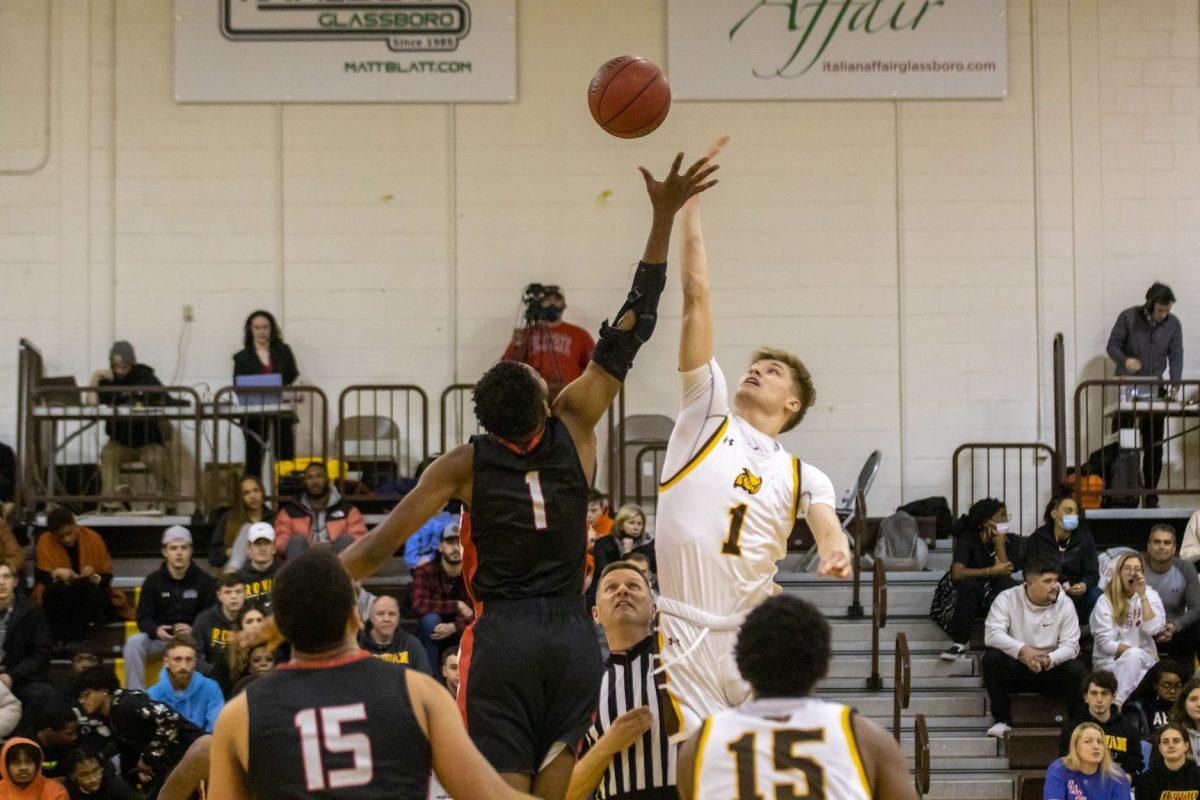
[522,283,561,325]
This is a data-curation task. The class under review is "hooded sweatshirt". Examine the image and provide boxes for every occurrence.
[0,739,68,800]
[1134,759,1200,800]
[146,666,224,733]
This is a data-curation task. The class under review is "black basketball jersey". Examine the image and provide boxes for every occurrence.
[246,652,432,799]
[467,415,589,601]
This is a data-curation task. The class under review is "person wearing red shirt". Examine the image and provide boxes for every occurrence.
[411,528,473,670]
[502,287,595,400]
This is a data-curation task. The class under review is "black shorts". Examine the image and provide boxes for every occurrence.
[458,595,603,775]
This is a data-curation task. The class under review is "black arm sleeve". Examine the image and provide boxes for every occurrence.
[591,261,667,382]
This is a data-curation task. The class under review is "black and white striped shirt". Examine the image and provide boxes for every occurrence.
[582,635,678,800]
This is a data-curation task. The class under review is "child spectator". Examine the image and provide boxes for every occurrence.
[60,749,136,800]
[0,739,67,800]
[1044,722,1131,800]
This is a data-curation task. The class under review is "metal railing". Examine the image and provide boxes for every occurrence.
[892,631,909,737]
[1052,333,1067,487]
[14,339,46,517]
[869,558,888,691]
[439,383,478,454]
[1073,377,1200,505]
[849,491,868,617]
[25,384,204,513]
[336,385,428,502]
[952,443,1058,535]
[211,385,328,504]
[914,713,931,797]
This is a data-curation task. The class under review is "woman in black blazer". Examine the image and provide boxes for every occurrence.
[233,310,300,479]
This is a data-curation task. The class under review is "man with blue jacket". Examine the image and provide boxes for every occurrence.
[147,636,224,732]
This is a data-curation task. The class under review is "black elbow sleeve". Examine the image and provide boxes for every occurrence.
[591,261,667,382]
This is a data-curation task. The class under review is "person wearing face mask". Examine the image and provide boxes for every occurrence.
[1091,551,1166,704]
[939,498,1018,662]
[502,285,595,401]
[1134,723,1200,800]
[1024,490,1101,624]
[1143,524,1200,667]
[1106,282,1183,508]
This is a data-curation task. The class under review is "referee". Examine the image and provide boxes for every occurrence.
[569,561,678,800]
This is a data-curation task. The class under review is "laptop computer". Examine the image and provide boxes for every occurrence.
[235,374,284,407]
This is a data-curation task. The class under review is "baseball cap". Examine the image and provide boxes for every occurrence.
[247,522,275,543]
[161,525,192,546]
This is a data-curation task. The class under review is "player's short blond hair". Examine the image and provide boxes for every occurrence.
[751,347,815,433]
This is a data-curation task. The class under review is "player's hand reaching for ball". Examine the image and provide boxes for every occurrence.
[817,549,853,579]
[639,152,719,217]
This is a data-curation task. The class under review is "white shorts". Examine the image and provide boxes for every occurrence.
[657,597,750,740]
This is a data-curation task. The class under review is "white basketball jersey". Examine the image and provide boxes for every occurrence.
[656,413,802,617]
[695,698,871,800]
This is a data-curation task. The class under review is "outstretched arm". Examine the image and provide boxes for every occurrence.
[555,151,720,435]
[339,446,470,581]
[679,197,714,372]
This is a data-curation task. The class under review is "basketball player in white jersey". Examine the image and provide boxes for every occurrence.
[678,595,914,800]
[654,190,852,738]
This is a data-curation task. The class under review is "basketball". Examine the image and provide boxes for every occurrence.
[588,55,671,139]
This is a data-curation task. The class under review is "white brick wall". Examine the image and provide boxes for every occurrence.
[0,0,1198,514]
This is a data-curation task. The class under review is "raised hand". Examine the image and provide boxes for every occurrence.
[638,152,719,216]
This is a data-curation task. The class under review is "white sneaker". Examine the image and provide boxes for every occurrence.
[940,643,967,661]
[987,722,1012,739]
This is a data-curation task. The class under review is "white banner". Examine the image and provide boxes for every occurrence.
[174,0,516,103]
[668,0,1007,100]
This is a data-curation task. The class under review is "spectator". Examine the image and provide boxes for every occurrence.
[90,341,169,506]
[74,666,207,800]
[0,512,26,581]
[33,508,122,644]
[502,284,595,400]
[1044,722,1131,800]
[0,739,68,800]
[208,476,273,571]
[1091,551,1165,704]
[1134,723,1200,800]
[61,748,137,800]
[982,557,1085,739]
[587,489,613,539]
[357,595,431,674]
[1058,671,1144,778]
[209,606,267,698]
[1023,490,1101,622]
[1126,661,1187,738]
[570,561,673,800]
[1170,678,1200,762]
[273,462,366,558]
[232,310,300,481]
[0,562,52,695]
[229,642,276,697]
[1106,282,1183,508]
[591,505,654,605]
[1143,524,1200,665]
[411,524,471,669]
[146,637,223,733]
[15,694,80,780]
[941,498,1017,661]
[402,510,456,570]
[441,650,459,696]
[50,643,102,701]
[0,681,21,739]
[233,523,277,614]
[122,527,217,692]
[190,574,244,671]
[1182,508,1200,562]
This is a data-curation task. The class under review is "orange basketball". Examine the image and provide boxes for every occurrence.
[588,56,671,139]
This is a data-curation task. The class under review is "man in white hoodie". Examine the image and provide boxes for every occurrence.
[982,556,1087,739]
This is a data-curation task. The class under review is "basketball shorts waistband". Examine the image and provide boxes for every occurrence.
[479,595,587,616]
[657,596,745,632]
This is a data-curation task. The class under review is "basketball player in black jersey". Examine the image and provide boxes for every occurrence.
[209,549,538,800]
[340,151,720,800]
